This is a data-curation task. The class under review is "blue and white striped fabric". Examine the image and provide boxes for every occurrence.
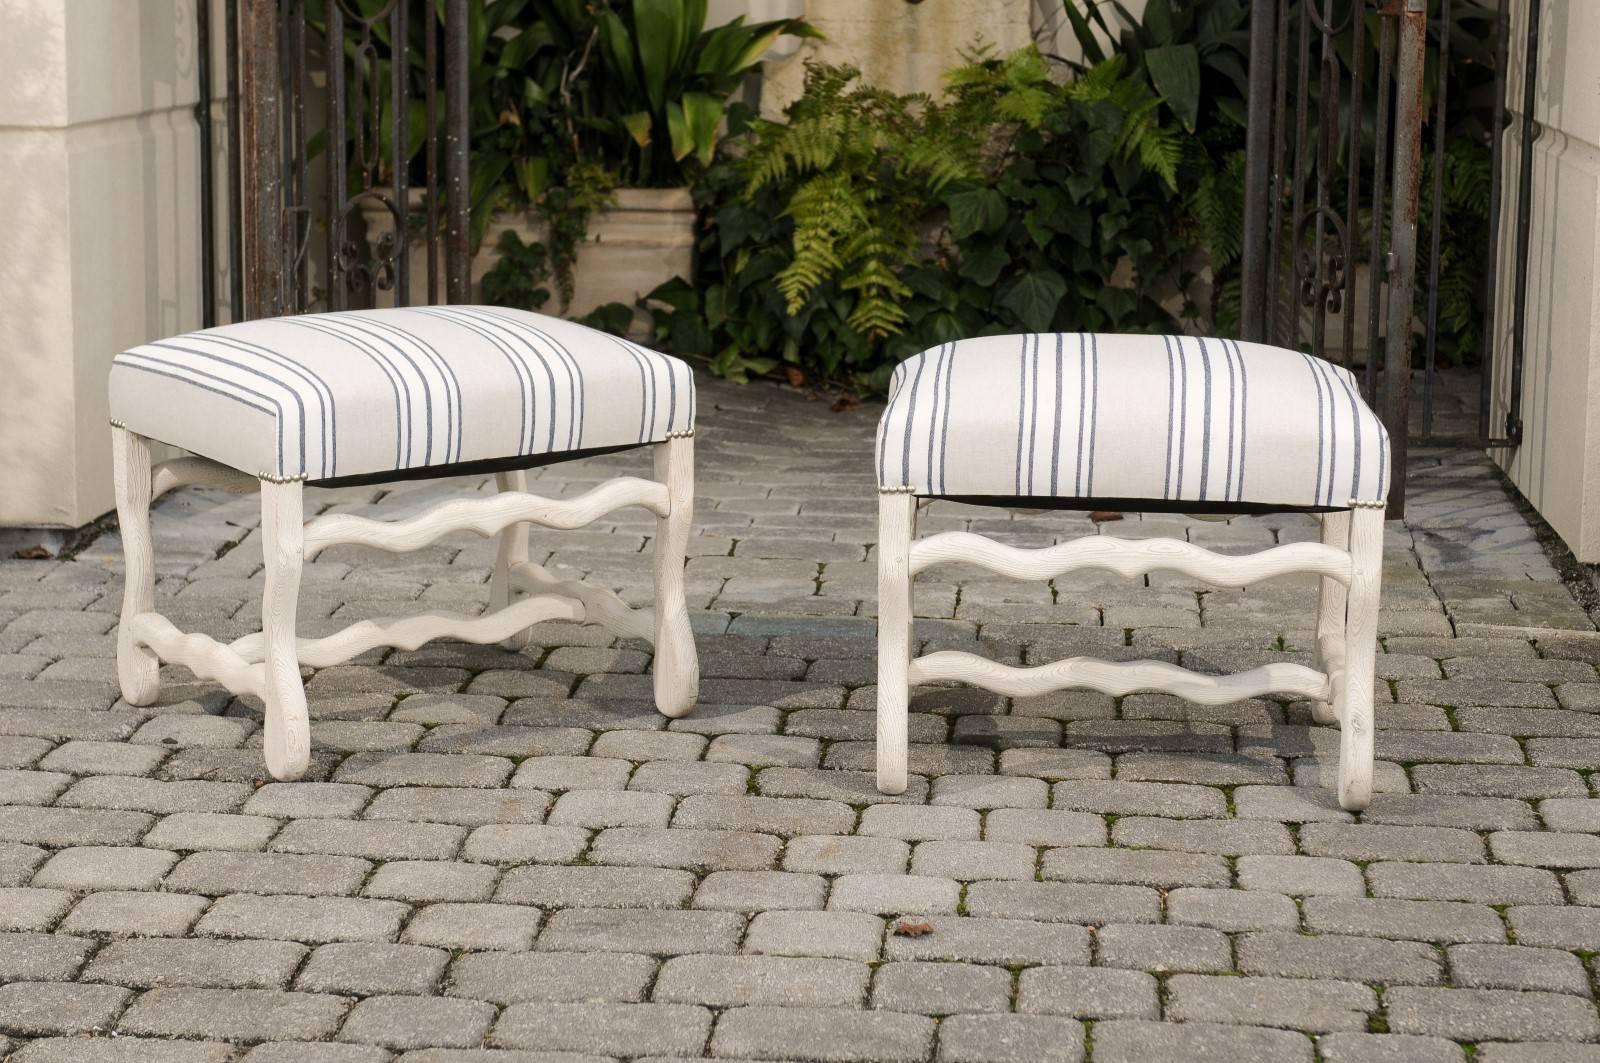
[876,333,1389,509]
[109,306,695,481]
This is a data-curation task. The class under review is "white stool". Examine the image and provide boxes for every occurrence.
[110,306,699,780]
[874,334,1389,810]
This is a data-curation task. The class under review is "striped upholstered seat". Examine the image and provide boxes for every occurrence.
[109,306,695,483]
[876,333,1389,510]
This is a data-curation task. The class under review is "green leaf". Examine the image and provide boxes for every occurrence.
[957,240,1010,287]
[1059,0,1107,66]
[632,0,680,114]
[1144,44,1201,132]
[946,186,1007,240]
[622,110,655,148]
[682,92,723,165]
[596,13,644,101]
[666,100,693,162]
[1000,270,1066,331]
[1143,0,1175,44]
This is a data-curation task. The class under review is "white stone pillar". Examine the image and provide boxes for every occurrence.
[0,1,226,528]
[1489,1,1600,561]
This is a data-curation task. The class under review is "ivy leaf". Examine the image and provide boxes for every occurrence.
[1000,270,1066,332]
[1145,44,1201,132]
[958,240,1011,287]
[946,186,1008,240]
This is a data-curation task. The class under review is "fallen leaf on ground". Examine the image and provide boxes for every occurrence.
[893,919,934,937]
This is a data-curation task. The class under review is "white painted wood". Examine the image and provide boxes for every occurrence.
[129,612,267,698]
[227,594,584,668]
[912,532,1353,586]
[302,476,669,559]
[876,492,916,795]
[1313,510,1351,725]
[652,435,699,718]
[509,560,656,642]
[490,469,536,651]
[259,480,310,782]
[1336,506,1384,811]
[119,438,701,780]
[112,427,161,707]
[151,457,259,500]
[909,651,1332,703]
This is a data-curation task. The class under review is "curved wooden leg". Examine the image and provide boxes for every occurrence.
[260,480,310,781]
[113,427,160,706]
[491,469,535,651]
[651,435,699,719]
[1337,506,1384,811]
[1312,509,1351,724]
[877,491,916,795]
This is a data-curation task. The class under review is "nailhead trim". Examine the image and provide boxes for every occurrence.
[879,486,918,495]
[257,471,310,484]
[665,429,696,439]
[1347,498,1387,509]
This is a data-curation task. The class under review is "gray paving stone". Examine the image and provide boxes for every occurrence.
[1507,905,1600,950]
[693,870,827,912]
[460,824,589,865]
[783,834,908,875]
[339,995,496,1050]
[142,812,280,851]
[1016,965,1158,1019]
[654,954,870,1008]
[492,1002,711,1057]
[167,850,372,896]
[297,943,449,996]
[673,793,854,835]
[1368,861,1563,904]
[1,889,73,932]
[10,1037,239,1063]
[858,804,980,841]
[1050,780,1226,818]
[58,891,208,938]
[744,910,883,961]
[117,986,350,1042]
[82,938,306,990]
[911,839,1036,880]
[964,881,1160,925]
[445,949,657,1005]
[829,873,961,915]
[1040,846,1230,888]
[1297,822,1486,864]
[57,776,251,814]
[496,864,694,909]
[1474,1045,1600,1063]
[1094,923,1232,974]
[1089,1019,1313,1063]
[1111,816,1295,856]
[0,932,95,982]
[930,775,1048,809]
[882,916,1090,966]
[0,807,154,847]
[243,782,373,819]
[710,1005,934,1063]
[1167,887,1301,931]
[30,847,176,891]
[1236,931,1442,985]
[363,786,550,826]
[1492,830,1600,868]
[1237,854,1365,896]
[537,907,742,956]
[364,860,499,903]
[1447,943,1592,995]
[1316,1033,1465,1063]
[935,1013,1086,1063]
[984,808,1104,846]
[401,902,542,951]
[0,981,132,1037]
[589,825,779,872]
[1386,986,1600,1041]
[1165,973,1376,1033]
[196,894,408,944]
[870,961,1012,1015]
[628,759,750,796]
[1303,896,1507,943]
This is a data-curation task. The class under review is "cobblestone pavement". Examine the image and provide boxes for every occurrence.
[3,371,1600,1063]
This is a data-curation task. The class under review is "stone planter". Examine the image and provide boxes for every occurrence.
[359,187,695,336]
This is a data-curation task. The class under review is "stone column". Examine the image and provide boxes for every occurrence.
[0,1,226,529]
[1489,1,1600,561]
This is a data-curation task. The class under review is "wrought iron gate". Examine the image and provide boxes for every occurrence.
[196,0,472,325]
[1237,0,1535,517]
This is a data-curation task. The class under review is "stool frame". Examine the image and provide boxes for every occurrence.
[112,425,699,781]
[876,491,1384,811]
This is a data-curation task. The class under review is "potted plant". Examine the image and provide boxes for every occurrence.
[479,0,821,326]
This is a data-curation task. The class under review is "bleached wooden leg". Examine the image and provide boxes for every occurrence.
[260,479,310,781]
[1312,509,1351,724]
[113,426,160,706]
[877,491,916,795]
[491,469,535,650]
[1336,506,1384,811]
[651,434,698,718]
